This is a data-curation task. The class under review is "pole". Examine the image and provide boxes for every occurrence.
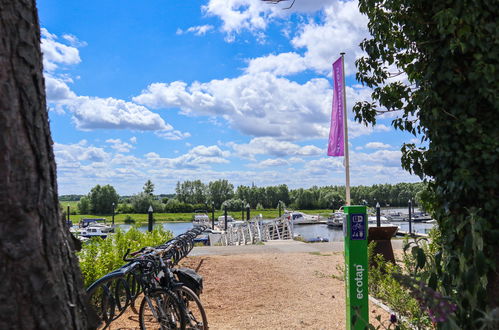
[112,202,115,226]
[242,201,244,221]
[148,205,153,232]
[211,203,215,230]
[376,202,381,227]
[67,205,70,222]
[408,199,412,235]
[224,206,228,230]
[340,53,351,206]
[278,201,282,218]
[246,204,250,221]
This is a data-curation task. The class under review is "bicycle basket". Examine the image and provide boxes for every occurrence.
[175,267,203,296]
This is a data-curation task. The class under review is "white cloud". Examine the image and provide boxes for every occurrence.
[45,74,77,102]
[176,25,214,36]
[62,34,88,47]
[41,28,81,71]
[248,158,289,168]
[54,140,109,164]
[155,130,191,140]
[227,137,323,160]
[134,72,384,141]
[291,0,369,75]
[106,139,134,152]
[42,29,189,136]
[130,136,137,144]
[68,96,171,131]
[365,142,391,149]
[134,73,332,140]
[202,0,332,41]
[245,52,308,76]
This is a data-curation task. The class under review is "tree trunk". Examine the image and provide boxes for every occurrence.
[0,0,90,328]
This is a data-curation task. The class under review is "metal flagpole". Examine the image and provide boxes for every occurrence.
[340,53,351,205]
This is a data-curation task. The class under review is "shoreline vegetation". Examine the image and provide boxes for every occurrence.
[64,208,335,224]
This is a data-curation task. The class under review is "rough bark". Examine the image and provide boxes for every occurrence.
[0,0,90,328]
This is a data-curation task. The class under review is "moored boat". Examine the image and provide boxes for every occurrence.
[283,210,324,225]
[192,210,210,227]
[78,218,113,238]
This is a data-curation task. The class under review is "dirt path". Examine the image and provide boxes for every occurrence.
[107,251,389,329]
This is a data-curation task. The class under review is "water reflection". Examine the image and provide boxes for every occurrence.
[117,222,193,237]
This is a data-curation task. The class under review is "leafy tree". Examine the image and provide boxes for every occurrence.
[175,180,207,204]
[143,179,155,196]
[355,0,498,326]
[208,179,234,209]
[86,184,120,214]
[131,192,162,213]
[78,196,91,214]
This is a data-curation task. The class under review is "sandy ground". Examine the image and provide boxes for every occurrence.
[105,250,390,329]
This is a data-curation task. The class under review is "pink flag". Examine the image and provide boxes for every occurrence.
[327,57,344,156]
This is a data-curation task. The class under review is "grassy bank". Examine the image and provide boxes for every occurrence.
[66,209,334,224]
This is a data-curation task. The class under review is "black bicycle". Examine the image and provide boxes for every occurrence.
[129,246,208,330]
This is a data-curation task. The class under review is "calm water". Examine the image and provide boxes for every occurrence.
[118,222,194,236]
[293,221,434,242]
[118,220,434,242]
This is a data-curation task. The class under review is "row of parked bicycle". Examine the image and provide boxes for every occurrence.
[86,226,209,329]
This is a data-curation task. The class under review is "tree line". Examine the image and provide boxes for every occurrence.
[70,179,425,214]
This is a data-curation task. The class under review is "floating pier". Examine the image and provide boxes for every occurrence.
[217,219,293,246]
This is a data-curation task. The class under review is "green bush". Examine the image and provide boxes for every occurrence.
[123,215,135,224]
[77,226,173,287]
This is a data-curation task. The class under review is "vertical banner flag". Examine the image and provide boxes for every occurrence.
[327,57,345,156]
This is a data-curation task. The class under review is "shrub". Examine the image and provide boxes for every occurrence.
[77,226,173,287]
[123,215,135,224]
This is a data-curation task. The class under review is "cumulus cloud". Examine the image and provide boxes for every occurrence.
[227,137,323,160]
[176,25,214,36]
[67,97,171,131]
[155,130,192,140]
[134,71,382,141]
[248,158,289,168]
[106,139,134,152]
[202,0,332,41]
[45,74,77,102]
[54,140,109,164]
[41,29,190,136]
[245,52,308,76]
[134,72,333,140]
[365,142,391,149]
[291,0,369,75]
[41,28,81,71]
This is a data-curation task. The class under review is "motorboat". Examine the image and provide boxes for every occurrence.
[78,218,113,239]
[383,211,405,222]
[192,210,210,227]
[367,216,399,233]
[217,215,235,226]
[283,210,323,225]
[326,211,344,228]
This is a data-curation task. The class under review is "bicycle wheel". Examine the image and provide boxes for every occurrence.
[175,286,208,330]
[139,289,186,330]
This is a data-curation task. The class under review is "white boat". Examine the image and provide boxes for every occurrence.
[217,215,235,226]
[192,210,210,227]
[383,211,405,222]
[368,216,400,233]
[326,211,344,228]
[283,210,323,225]
[78,218,113,238]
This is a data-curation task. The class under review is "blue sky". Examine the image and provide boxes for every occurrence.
[38,0,420,195]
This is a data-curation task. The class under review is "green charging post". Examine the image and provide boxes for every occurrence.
[343,205,369,329]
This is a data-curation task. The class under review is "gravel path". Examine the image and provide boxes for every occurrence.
[105,241,394,329]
